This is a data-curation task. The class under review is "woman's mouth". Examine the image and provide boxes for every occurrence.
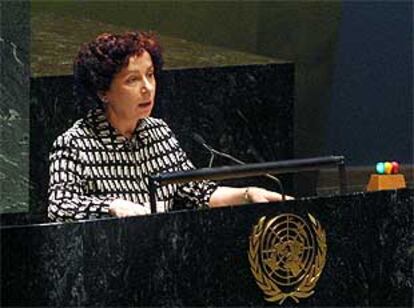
[138,101,152,109]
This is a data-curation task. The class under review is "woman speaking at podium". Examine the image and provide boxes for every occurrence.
[48,31,287,222]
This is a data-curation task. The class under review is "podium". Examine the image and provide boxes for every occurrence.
[2,189,412,306]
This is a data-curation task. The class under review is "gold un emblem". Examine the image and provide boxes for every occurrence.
[248,213,327,304]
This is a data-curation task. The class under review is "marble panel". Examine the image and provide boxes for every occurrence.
[0,0,30,214]
[2,189,413,306]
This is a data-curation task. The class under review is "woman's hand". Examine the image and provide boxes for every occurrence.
[209,186,294,208]
[108,199,150,218]
[245,187,294,203]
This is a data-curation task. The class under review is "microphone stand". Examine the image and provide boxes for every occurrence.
[193,134,286,201]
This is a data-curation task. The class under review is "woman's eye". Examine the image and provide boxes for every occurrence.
[126,77,138,83]
[147,72,154,78]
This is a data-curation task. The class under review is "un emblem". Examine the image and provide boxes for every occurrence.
[248,213,327,304]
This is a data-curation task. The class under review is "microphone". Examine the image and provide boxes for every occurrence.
[191,133,286,201]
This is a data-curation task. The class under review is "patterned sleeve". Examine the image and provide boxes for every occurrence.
[48,134,114,222]
[171,136,218,210]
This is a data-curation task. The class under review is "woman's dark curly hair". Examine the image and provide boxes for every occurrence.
[73,31,163,109]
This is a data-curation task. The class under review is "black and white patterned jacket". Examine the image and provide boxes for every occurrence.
[48,108,217,222]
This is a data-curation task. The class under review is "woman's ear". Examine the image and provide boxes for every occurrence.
[97,91,108,103]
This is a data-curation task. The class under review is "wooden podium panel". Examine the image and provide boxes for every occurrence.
[2,189,413,306]
[367,174,407,191]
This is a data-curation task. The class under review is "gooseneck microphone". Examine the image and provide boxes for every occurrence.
[192,133,286,201]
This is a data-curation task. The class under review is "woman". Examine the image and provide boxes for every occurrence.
[48,31,287,222]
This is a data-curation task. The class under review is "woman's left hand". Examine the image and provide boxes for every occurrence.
[209,186,294,208]
[245,187,294,203]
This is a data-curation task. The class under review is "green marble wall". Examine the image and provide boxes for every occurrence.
[0,1,30,214]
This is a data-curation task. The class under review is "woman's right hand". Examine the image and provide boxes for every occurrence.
[108,199,150,218]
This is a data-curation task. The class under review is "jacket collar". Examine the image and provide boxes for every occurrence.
[85,107,150,149]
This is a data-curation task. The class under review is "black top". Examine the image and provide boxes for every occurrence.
[48,108,217,222]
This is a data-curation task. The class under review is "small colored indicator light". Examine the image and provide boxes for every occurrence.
[384,162,393,174]
[391,161,400,174]
[376,162,385,174]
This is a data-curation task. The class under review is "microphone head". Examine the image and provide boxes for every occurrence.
[192,133,213,152]
[192,133,207,146]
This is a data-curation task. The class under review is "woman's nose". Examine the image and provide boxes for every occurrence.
[141,78,154,94]
[141,87,148,95]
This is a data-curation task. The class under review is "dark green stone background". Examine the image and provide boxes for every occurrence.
[0,1,30,214]
[2,189,413,306]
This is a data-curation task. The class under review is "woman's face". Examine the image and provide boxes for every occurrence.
[103,50,156,121]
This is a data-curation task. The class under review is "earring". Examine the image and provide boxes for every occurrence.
[101,96,108,103]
